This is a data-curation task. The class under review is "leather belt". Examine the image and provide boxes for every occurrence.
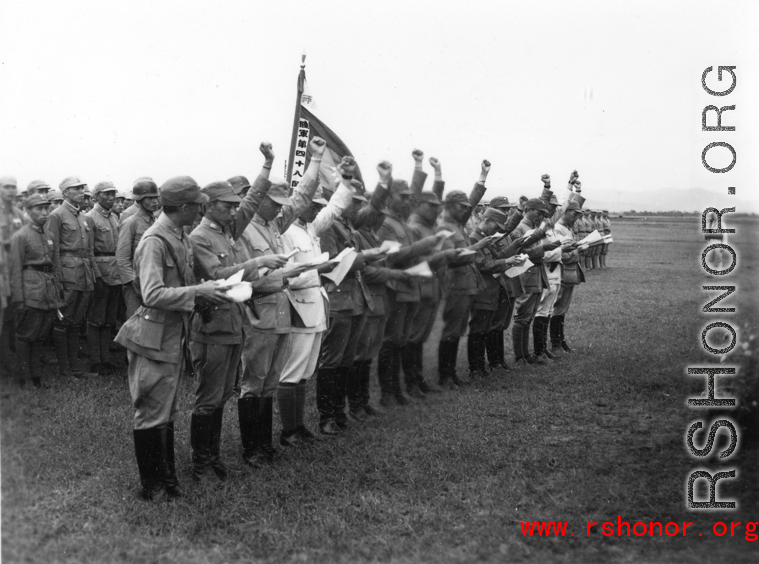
[61,250,86,257]
[24,265,53,273]
[95,251,115,256]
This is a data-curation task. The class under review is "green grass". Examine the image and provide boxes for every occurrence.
[2,217,758,563]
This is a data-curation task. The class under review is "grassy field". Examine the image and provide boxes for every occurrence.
[2,217,758,563]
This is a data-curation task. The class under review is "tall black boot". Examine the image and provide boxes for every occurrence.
[467,332,488,379]
[278,383,300,446]
[238,396,263,467]
[438,339,455,390]
[87,323,102,372]
[511,324,525,365]
[401,344,424,399]
[549,316,563,354]
[541,317,557,360]
[346,363,367,422]
[533,317,552,362]
[316,367,339,435]
[377,342,397,405]
[209,407,228,480]
[161,422,182,498]
[359,360,379,415]
[448,337,470,387]
[190,413,217,482]
[15,339,31,387]
[258,397,278,460]
[557,314,574,353]
[133,428,167,501]
[68,325,95,376]
[30,341,44,388]
[53,325,71,377]
[100,325,118,371]
[524,320,545,365]
[333,366,350,426]
[294,379,316,440]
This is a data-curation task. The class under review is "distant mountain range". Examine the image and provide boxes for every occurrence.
[571,187,757,214]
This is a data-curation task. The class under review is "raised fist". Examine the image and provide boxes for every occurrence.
[569,170,579,183]
[337,155,357,176]
[412,149,424,163]
[377,160,393,183]
[574,181,582,192]
[481,160,491,173]
[309,136,326,158]
[541,174,551,188]
[259,142,274,162]
[429,157,441,169]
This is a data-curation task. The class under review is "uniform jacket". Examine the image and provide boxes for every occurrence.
[554,220,585,286]
[280,181,353,333]
[435,181,488,297]
[356,227,396,318]
[508,217,548,294]
[86,204,120,286]
[115,213,197,363]
[242,175,317,333]
[119,202,140,225]
[46,201,98,292]
[377,209,428,303]
[9,223,62,310]
[116,205,155,284]
[602,217,612,235]
[1,202,27,305]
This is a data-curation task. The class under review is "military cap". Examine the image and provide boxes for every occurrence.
[390,179,413,196]
[418,191,441,205]
[93,181,117,196]
[540,188,554,203]
[0,176,17,187]
[228,175,251,195]
[489,196,510,209]
[444,190,472,207]
[24,194,51,209]
[159,176,208,207]
[570,193,586,207]
[565,200,582,213]
[114,191,126,200]
[202,181,241,203]
[524,198,550,214]
[482,207,507,230]
[310,186,329,207]
[48,189,63,202]
[548,194,560,206]
[266,182,292,206]
[27,180,51,193]
[132,178,159,201]
[349,179,368,202]
[60,176,86,191]
[83,188,92,197]
[602,209,609,214]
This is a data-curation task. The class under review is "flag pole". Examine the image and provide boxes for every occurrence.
[286,54,306,193]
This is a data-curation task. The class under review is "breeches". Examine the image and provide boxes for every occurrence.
[319,313,366,369]
[128,351,183,430]
[191,341,241,415]
[241,328,291,398]
[280,331,322,384]
[441,295,474,340]
[89,282,120,327]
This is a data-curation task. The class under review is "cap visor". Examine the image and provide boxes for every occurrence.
[217,194,243,204]
[269,195,291,205]
[194,193,210,205]
[397,189,414,196]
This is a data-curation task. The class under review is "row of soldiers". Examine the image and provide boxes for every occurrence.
[0,139,612,501]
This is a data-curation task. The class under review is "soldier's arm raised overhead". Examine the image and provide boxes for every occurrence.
[463,159,490,225]
[311,156,356,236]
[233,142,276,240]
[276,137,324,232]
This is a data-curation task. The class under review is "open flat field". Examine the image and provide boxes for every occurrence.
[2,216,758,564]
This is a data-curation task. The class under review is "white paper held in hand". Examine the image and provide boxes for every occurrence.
[404,261,433,278]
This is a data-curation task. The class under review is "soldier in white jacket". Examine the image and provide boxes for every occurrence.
[276,157,356,446]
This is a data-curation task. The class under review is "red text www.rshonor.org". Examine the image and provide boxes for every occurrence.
[519,516,758,541]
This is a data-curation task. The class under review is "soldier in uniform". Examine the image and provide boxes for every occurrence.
[590,210,602,270]
[188,157,287,481]
[47,176,99,378]
[113,192,126,217]
[277,158,356,444]
[27,180,51,198]
[48,190,64,212]
[578,209,592,270]
[435,161,491,388]
[507,198,562,367]
[9,194,61,388]
[600,209,612,268]
[467,208,525,379]
[550,198,585,355]
[116,176,231,501]
[0,176,26,379]
[236,140,319,465]
[116,179,160,318]
[86,181,121,373]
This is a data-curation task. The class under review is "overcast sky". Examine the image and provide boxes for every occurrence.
[1,0,757,211]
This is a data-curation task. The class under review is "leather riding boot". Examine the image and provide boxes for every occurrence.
[209,407,228,479]
[415,342,440,393]
[448,337,469,387]
[401,344,424,399]
[14,339,31,386]
[334,366,350,426]
[541,318,557,360]
[100,325,118,370]
[191,413,218,482]
[358,360,379,414]
[549,315,563,354]
[467,332,486,379]
[533,317,552,362]
[30,341,44,387]
[377,342,394,399]
[511,324,524,363]
[133,428,167,501]
[53,326,71,376]
[259,397,279,460]
[438,339,455,389]
[316,367,337,427]
[238,396,263,467]
[346,363,367,421]
[591,255,598,269]
[162,422,182,497]
[278,383,300,446]
[557,314,574,353]
[87,323,102,371]
[294,380,316,440]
